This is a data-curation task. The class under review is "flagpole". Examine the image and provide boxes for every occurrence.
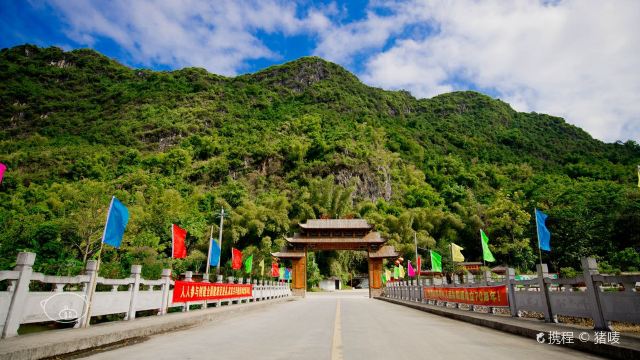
[82,195,114,328]
[481,229,485,270]
[216,208,224,277]
[450,243,454,284]
[535,208,543,267]
[205,225,214,282]
[82,240,103,328]
[171,224,174,260]
[413,231,420,283]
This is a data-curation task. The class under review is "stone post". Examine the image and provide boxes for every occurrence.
[581,257,609,330]
[159,269,171,315]
[536,264,553,322]
[506,268,517,317]
[464,272,474,284]
[483,270,492,285]
[2,252,35,338]
[183,271,193,312]
[126,265,142,321]
[78,260,97,328]
[241,278,246,302]
[214,275,223,307]
[227,277,235,304]
[252,279,258,302]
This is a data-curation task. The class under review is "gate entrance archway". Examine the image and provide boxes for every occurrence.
[272,219,398,298]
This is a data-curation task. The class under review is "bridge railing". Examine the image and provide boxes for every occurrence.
[0,252,291,338]
[383,257,640,331]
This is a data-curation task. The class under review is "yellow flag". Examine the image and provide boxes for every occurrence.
[385,269,391,282]
[451,243,465,262]
[399,264,405,278]
[637,165,640,188]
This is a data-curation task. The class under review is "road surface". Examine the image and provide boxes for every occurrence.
[84,289,603,360]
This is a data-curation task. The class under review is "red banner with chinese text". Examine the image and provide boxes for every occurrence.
[172,281,253,303]
[423,285,508,307]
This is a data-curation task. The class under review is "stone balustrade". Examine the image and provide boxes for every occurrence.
[0,252,291,338]
[383,257,640,331]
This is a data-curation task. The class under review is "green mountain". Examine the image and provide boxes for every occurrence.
[1,44,639,281]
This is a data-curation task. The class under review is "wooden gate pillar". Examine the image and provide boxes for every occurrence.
[291,254,306,298]
[368,257,383,298]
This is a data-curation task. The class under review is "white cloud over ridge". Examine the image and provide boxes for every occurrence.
[45,0,639,142]
[48,0,330,75]
[325,1,640,143]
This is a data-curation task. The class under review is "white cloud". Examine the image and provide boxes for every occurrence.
[47,0,321,75]
[342,0,640,142]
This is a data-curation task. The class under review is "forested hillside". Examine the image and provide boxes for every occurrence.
[1,45,639,282]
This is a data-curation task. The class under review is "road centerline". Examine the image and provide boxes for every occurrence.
[331,299,343,360]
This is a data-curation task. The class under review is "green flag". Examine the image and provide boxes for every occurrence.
[244,254,253,273]
[430,251,442,272]
[259,259,265,276]
[381,271,386,285]
[480,229,496,262]
[279,266,285,280]
[394,266,399,279]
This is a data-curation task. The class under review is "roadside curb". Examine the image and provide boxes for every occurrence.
[376,296,640,360]
[0,298,295,360]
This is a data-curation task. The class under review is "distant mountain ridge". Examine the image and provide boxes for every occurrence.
[0,44,638,278]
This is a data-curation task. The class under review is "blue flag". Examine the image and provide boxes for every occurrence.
[209,239,221,266]
[102,197,129,248]
[536,209,551,251]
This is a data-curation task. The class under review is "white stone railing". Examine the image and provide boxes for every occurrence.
[383,257,640,331]
[0,252,291,338]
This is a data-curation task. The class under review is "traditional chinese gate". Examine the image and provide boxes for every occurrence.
[272,219,398,298]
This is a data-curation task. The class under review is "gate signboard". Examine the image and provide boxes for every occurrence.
[423,285,508,307]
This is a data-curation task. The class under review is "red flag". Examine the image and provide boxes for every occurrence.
[417,256,421,275]
[172,224,187,258]
[271,261,279,277]
[0,163,6,185]
[232,248,242,269]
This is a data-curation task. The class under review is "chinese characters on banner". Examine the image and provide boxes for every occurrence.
[423,285,508,307]
[172,281,253,303]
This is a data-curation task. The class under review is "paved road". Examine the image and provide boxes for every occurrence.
[84,290,603,360]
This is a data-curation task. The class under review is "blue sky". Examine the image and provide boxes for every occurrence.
[2,0,639,142]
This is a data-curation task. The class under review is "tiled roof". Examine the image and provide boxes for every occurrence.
[271,250,305,258]
[368,245,399,258]
[299,219,372,229]
[286,231,385,244]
